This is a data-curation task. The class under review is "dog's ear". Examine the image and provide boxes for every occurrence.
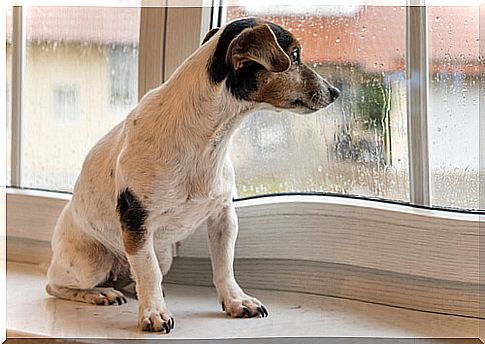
[202,27,220,45]
[226,24,291,73]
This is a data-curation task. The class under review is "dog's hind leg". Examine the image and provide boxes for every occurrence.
[46,284,127,305]
[46,204,127,306]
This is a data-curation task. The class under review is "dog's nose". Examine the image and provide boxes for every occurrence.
[329,86,340,101]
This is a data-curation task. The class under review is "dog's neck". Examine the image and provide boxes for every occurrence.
[143,41,256,158]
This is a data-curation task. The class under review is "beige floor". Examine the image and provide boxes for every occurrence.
[6,262,480,339]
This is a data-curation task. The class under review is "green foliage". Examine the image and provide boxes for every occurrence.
[356,79,390,132]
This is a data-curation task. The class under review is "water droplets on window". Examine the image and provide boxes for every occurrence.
[226,4,410,202]
[21,6,140,191]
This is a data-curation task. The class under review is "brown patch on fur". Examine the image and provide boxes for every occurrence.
[122,229,146,255]
[228,24,291,73]
[251,62,332,111]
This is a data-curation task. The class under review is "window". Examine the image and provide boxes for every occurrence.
[5,4,482,211]
[221,3,482,211]
[18,5,140,191]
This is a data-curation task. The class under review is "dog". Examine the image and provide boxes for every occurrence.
[46,17,339,333]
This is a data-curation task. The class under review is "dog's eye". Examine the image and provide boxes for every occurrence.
[291,49,299,64]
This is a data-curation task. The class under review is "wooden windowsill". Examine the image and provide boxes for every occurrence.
[6,262,480,340]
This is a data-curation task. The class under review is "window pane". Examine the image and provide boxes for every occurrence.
[22,6,140,191]
[6,7,12,187]
[225,5,409,202]
[428,7,480,210]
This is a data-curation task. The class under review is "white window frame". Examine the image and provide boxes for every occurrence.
[6,3,484,321]
[10,6,24,187]
[406,3,430,206]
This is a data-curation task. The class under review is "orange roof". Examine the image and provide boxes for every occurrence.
[6,6,480,73]
[227,5,480,73]
[6,7,139,44]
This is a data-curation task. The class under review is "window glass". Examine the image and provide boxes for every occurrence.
[52,84,81,125]
[6,7,13,187]
[107,45,138,110]
[225,4,410,202]
[428,7,480,210]
[22,6,140,191]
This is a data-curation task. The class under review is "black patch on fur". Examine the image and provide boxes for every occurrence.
[226,62,263,100]
[207,18,257,85]
[207,18,294,101]
[117,188,147,239]
[202,27,220,45]
[266,22,293,52]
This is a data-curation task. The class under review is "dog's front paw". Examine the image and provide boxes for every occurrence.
[221,296,269,318]
[139,307,175,333]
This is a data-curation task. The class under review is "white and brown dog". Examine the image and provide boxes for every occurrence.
[46,17,339,333]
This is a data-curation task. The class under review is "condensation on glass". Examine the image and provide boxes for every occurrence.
[22,6,140,191]
[428,7,480,210]
[225,4,410,202]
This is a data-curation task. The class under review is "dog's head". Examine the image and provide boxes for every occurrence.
[204,18,340,114]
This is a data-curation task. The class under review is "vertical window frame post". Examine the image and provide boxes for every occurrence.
[479,2,484,328]
[406,2,431,207]
[11,6,25,188]
[138,1,168,100]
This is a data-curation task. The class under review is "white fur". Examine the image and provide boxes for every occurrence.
[46,28,268,332]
